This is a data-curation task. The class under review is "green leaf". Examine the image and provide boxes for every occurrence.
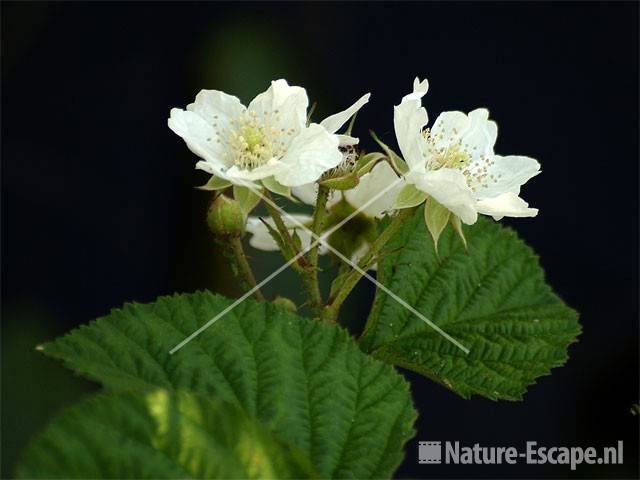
[360,209,581,401]
[17,390,317,479]
[40,292,417,479]
[196,175,232,191]
[393,183,428,210]
[424,197,450,253]
[233,185,261,215]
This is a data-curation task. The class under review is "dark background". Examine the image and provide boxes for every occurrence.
[2,2,638,478]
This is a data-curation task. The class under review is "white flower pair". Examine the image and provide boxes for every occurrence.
[169,78,540,260]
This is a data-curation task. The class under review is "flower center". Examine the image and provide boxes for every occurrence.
[209,110,297,171]
[422,129,471,170]
[420,128,499,192]
[240,125,266,154]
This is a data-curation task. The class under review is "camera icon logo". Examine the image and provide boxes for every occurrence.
[419,441,442,464]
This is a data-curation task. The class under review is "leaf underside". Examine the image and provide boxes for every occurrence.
[37,292,417,479]
[17,390,317,479]
[360,209,581,401]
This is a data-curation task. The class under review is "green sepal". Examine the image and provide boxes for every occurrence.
[262,176,293,200]
[356,152,386,176]
[290,229,303,252]
[424,196,451,253]
[259,217,287,254]
[450,214,468,250]
[196,175,232,191]
[233,185,261,216]
[394,183,428,209]
[345,110,358,136]
[369,130,409,175]
[319,173,359,190]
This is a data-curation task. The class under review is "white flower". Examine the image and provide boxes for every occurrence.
[168,79,370,188]
[394,78,541,224]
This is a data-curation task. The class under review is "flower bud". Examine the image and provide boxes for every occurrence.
[207,194,245,238]
[272,296,297,312]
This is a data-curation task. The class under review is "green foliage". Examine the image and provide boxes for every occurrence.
[360,209,581,401]
[17,390,317,479]
[38,292,417,478]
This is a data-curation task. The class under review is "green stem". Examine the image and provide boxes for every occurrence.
[262,191,323,314]
[262,195,300,265]
[224,236,265,301]
[322,208,414,323]
[307,184,329,286]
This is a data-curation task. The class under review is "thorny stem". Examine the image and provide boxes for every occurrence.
[307,184,330,287]
[262,191,323,314]
[222,235,265,301]
[321,208,415,323]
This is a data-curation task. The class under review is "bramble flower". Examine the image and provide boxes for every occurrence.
[168,79,369,190]
[393,78,541,237]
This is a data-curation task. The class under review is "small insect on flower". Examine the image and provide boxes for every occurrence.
[168,79,370,192]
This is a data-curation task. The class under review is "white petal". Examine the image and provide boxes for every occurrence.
[393,80,429,172]
[320,93,371,134]
[413,77,429,95]
[186,89,245,126]
[223,158,285,183]
[248,79,308,133]
[336,134,360,146]
[430,109,495,167]
[291,182,343,209]
[275,124,342,187]
[476,192,538,220]
[245,214,314,251]
[463,108,496,155]
[474,155,541,199]
[168,108,232,175]
[344,162,402,218]
[409,168,478,224]
[291,183,319,206]
[487,120,498,146]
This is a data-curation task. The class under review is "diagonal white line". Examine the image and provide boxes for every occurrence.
[168,176,404,354]
[169,248,308,354]
[311,239,470,354]
[243,180,469,354]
